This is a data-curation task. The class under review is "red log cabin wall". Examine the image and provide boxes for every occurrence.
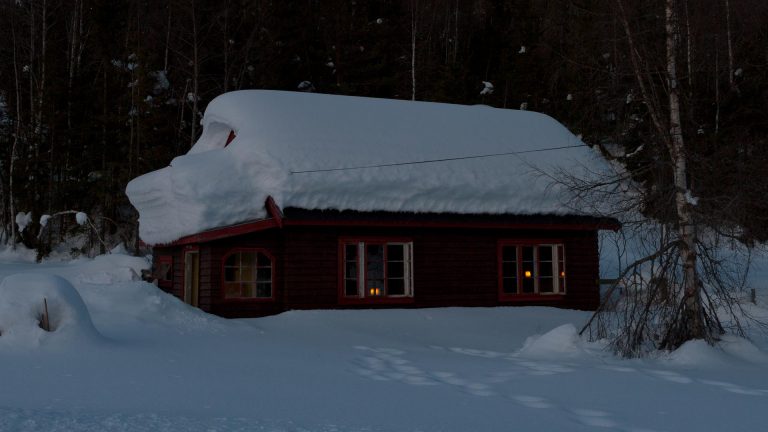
[152,226,600,318]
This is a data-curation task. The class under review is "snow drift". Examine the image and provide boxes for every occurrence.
[0,273,102,347]
[127,90,606,244]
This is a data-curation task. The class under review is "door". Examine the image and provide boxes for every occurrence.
[184,250,200,307]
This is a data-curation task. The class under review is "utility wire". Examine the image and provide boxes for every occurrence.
[290,143,588,174]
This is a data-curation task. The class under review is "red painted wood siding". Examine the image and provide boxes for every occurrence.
[153,226,600,317]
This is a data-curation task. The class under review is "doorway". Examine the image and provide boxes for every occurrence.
[184,250,200,307]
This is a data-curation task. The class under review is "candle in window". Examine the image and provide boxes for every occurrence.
[560,271,565,277]
[524,270,532,278]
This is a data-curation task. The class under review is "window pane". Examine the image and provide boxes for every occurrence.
[241,265,254,282]
[256,282,271,298]
[387,244,404,261]
[345,244,358,260]
[366,279,384,297]
[388,279,405,296]
[387,261,404,278]
[502,246,516,262]
[345,279,359,297]
[345,262,358,279]
[539,245,553,261]
[503,277,517,294]
[540,278,554,293]
[522,246,534,262]
[224,282,240,298]
[241,282,255,297]
[224,254,238,267]
[256,267,271,282]
[502,262,517,277]
[158,261,172,281]
[366,245,384,281]
[241,252,256,266]
[522,277,535,294]
[522,260,535,278]
[540,261,553,278]
[224,267,238,282]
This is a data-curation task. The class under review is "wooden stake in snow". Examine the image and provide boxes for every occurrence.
[40,298,50,332]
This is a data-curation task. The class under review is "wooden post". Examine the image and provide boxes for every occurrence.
[40,298,50,331]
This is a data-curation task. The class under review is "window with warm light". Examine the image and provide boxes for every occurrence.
[500,243,565,296]
[222,250,273,299]
[341,241,413,299]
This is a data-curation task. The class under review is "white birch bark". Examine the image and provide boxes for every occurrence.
[665,0,703,337]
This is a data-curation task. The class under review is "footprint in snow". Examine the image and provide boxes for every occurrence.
[570,408,619,428]
[645,369,693,384]
[448,347,508,358]
[598,365,638,373]
[511,395,554,409]
[698,379,766,396]
[352,348,438,386]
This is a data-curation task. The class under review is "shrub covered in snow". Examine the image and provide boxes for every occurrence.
[0,273,102,347]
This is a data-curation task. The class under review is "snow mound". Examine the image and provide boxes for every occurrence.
[668,336,768,368]
[517,324,587,358]
[0,274,102,348]
[71,253,148,285]
[84,281,229,333]
[127,90,606,244]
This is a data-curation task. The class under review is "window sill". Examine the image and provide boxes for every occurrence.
[219,297,276,303]
[499,294,565,302]
[338,296,415,306]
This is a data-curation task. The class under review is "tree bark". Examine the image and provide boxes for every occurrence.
[665,0,704,340]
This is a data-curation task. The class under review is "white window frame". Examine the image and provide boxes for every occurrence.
[342,241,414,299]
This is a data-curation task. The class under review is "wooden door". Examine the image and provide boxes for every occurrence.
[184,251,200,307]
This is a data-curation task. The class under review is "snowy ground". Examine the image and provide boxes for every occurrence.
[1,250,768,431]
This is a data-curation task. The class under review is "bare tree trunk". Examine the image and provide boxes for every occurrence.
[410,0,418,101]
[10,22,23,249]
[714,35,720,134]
[164,6,172,73]
[223,0,229,92]
[453,0,459,64]
[190,3,199,148]
[684,0,693,97]
[724,0,734,87]
[665,0,703,341]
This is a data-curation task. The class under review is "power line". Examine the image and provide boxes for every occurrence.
[290,144,588,174]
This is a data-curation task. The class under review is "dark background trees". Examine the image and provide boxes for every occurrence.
[0,0,766,254]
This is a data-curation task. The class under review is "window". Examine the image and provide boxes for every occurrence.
[499,243,565,297]
[222,250,273,299]
[341,240,413,299]
[156,255,173,288]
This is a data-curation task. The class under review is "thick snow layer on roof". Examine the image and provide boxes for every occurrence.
[127,90,605,244]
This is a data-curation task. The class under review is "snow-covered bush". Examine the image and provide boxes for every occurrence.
[0,273,102,347]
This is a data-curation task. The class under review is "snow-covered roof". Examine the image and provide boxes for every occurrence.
[126,90,605,245]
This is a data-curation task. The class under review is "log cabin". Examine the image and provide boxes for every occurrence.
[127,90,618,317]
